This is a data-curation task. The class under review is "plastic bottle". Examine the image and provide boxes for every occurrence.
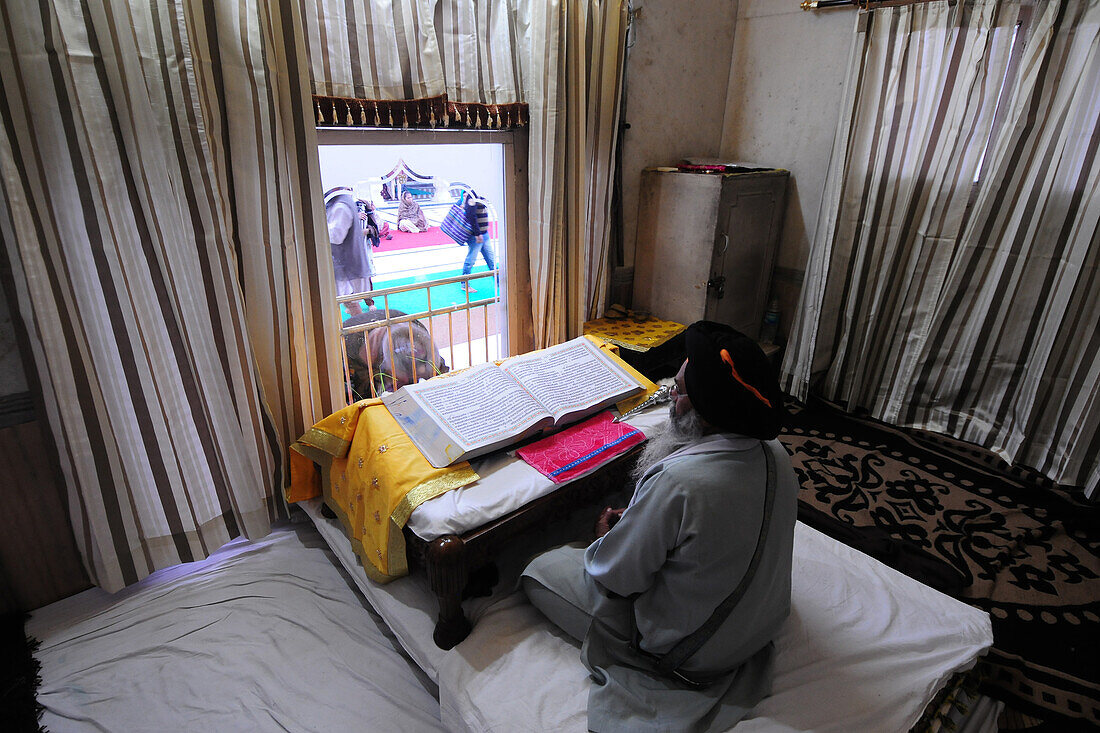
[760,297,780,344]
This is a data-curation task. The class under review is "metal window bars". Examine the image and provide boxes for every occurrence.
[337,270,500,402]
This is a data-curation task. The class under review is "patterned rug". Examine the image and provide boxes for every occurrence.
[779,398,1099,728]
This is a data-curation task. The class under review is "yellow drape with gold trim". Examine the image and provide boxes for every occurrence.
[288,400,478,582]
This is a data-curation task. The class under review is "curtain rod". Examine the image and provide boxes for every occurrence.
[801,0,938,9]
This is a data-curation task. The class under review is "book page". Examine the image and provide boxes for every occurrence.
[402,362,549,450]
[500,337,644,422]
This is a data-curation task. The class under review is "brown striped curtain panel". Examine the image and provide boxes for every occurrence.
[299,0,630,347]
[517,0,630,344]
[566,1,631,332]
[300,0,523,112]
[0,1,343,591]
[783,0,1100,498]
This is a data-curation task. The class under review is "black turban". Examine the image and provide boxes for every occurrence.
[683,321,784,440]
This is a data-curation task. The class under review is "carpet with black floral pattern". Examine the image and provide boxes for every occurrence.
[779,398,1099,729]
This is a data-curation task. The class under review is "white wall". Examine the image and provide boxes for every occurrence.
[618,0,854,343]
[620,0,737,270]
[719,0,856,339]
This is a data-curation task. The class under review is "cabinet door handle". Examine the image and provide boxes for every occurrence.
[719,234,729,255]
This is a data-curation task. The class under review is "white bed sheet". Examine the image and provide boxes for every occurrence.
[29,519,444,733]
[304,500,996,733]
[406,404,670,539]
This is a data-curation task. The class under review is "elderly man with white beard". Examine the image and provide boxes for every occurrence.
[521,321,799,733]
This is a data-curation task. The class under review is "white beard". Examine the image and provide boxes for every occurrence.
[630,406,705,484]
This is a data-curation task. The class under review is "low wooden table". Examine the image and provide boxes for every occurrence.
[402,447,640,650]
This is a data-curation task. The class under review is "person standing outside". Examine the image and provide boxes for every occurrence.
[459,189,495,293]
[324,186,374,318]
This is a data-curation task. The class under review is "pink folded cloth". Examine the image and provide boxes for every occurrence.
[516,411,645,484]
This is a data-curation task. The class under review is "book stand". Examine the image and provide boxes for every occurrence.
[403,446,641,649]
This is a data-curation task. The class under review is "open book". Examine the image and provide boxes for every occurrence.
[381,336,648,468]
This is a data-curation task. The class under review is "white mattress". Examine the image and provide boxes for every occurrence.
[29,519,444,733]
[304,500,996,732]
[407,401,670,539]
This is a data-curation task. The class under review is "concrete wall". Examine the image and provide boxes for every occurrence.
[719,1,856,341]
[618,0,855,341]
[619,0,737,272]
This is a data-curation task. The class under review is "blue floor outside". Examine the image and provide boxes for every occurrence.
[344,265,497,317]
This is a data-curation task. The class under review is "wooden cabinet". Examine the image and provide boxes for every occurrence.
[632,167,788,339]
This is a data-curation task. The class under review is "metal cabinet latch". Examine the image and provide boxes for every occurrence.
[707,275,725,299]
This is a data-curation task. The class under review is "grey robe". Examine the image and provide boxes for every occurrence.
[523,434,799,733]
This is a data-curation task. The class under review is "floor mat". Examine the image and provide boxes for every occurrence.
[779,398,1100,727]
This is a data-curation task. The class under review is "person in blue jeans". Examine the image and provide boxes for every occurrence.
[461,190,495,293]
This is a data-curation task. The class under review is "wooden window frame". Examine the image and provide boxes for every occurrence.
[316,127,533,357]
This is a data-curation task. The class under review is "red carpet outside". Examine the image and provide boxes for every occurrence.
[372,222,500,254]
[373,225,450,253]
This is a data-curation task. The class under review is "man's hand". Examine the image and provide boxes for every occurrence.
[595,507,625,538]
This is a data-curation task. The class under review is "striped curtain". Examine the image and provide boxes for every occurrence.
[300,0,521,105]
[904,1,1100,495]
[300,0,526,125]
[783,0,1100,497]
[515,0,630,345]
[0,1,342,591]
[300,0,445,100]
[299,0,630,347]
[563,0,631,334]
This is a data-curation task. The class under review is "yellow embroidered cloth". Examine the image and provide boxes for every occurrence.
[583,316,687,352]
[287,399,478,582]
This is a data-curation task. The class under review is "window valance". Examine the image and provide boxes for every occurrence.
[314,94,528,129]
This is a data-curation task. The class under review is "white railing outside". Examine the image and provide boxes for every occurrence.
[338,270,501,402]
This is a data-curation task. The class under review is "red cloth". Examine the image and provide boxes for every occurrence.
[516,411,645,484]
[372,225,452,253]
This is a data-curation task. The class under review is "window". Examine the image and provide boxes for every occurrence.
[317,128,530,401]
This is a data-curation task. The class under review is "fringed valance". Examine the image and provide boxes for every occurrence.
[314,94,528,130]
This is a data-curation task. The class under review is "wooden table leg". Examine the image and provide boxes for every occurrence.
[426,534,472,649]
